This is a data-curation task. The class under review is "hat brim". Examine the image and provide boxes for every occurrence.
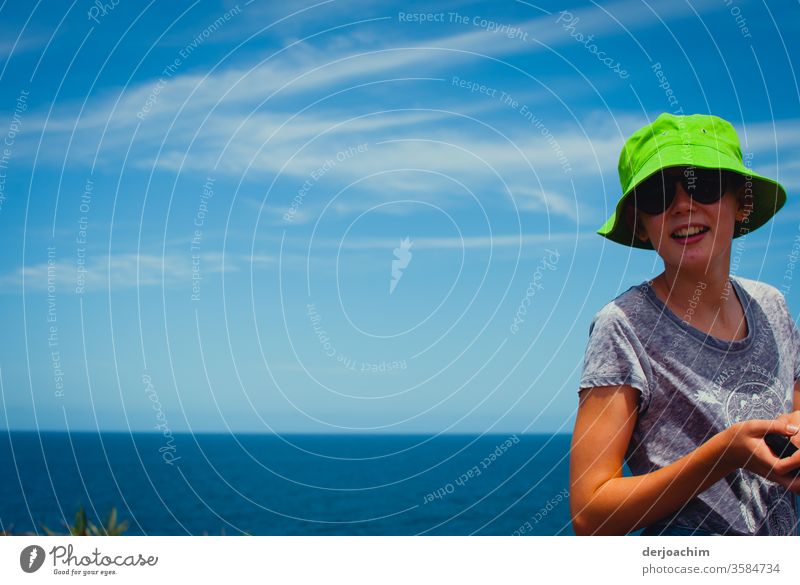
[597,144,787,250]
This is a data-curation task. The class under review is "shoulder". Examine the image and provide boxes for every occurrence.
[731,276,795,335]
[589,284,647,335]
[732,275,785,310]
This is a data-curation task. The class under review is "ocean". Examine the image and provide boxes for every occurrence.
[0,432,582,536]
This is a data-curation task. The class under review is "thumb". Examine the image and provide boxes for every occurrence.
[782,421,800,436]
[747,419,798,438]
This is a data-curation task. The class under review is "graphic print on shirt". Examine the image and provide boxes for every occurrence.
[714,365,793,535]
[737,473,764,534]
[764,485,796,535]
[693,320,778,411]
[725,381,783,423]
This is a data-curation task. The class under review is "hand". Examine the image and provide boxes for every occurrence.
[773,411,800,448]
[723,419,800,493]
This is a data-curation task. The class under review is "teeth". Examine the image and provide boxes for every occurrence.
[672,226,707,237]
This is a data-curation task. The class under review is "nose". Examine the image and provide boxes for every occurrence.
[668,178,694,213]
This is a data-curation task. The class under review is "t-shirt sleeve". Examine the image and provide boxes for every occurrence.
[776,291,800,383]
[579,305,651,412]
[791,317,800,384]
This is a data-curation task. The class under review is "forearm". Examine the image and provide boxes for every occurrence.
[575,429,735,535]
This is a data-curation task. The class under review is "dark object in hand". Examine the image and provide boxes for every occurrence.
[764,433,800,477]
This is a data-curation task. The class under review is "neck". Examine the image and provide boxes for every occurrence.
[656,249,735,317]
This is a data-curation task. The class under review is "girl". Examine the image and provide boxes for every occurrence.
[570,113,800,536]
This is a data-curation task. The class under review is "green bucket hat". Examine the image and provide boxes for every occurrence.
[597,113,787,250]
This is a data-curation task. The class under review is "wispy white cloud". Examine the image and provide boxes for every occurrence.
[0,30,46,59]
[0,253,237,292]
[0,234,587,292]
[315,231,589,250]
[514,187,581,222]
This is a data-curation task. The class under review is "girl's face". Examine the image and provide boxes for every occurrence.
[626,167,747,270]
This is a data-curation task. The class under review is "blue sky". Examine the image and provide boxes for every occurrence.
[1,0,799,433]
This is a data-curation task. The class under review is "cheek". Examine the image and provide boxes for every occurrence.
[713,203,738,229]
[719,194,741,220]
[642,216,666,236]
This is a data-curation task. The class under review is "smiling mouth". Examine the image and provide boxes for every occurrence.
[671,226,710,239]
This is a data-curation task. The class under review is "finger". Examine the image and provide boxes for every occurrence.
[774,450,800,476]
[790,418,800,435]
[759,419,800,437]
[759,464,795,488]
[765,474,795,491]
[780,412,800,434]
[762,466,800,490]
[755,453,785,476]
[781,474,800,495]
[771,415,800,439]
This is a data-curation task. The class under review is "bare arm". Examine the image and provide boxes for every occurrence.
[570,384,800,536]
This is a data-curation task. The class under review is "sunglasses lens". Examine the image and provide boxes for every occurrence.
[686,169,725,204]
[633,176,672,214]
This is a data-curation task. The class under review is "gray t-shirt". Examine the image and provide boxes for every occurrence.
[579,275,799,535]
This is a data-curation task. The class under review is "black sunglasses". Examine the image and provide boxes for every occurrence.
[630,168,736,215]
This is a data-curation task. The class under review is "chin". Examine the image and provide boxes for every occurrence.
[655,246,712,267]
